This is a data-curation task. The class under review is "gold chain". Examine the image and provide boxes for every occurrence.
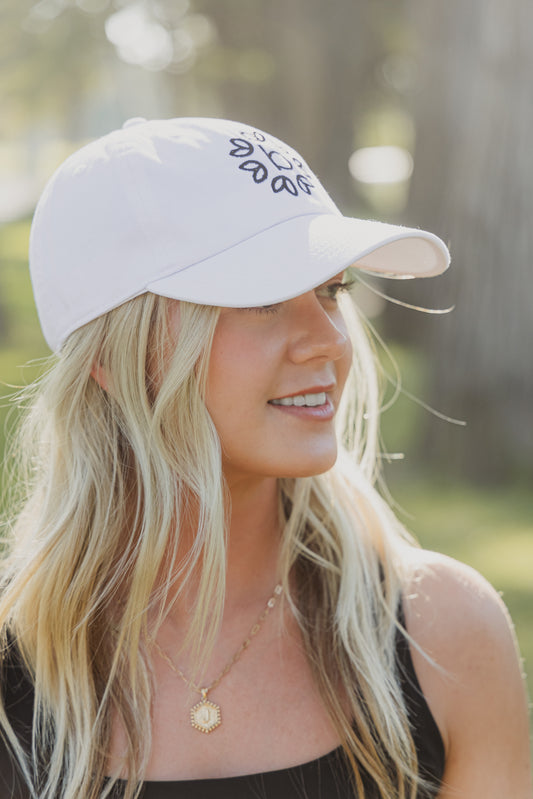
[152,584,283,697]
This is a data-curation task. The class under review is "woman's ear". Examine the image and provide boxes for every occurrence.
[91,363,111,393]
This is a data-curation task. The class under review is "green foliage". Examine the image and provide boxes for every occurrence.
[0,219,49,459]
[0,218,47,352]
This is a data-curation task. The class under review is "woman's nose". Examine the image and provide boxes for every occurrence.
[286,293,350,364]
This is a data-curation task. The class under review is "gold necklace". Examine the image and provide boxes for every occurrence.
[152,583,283,734]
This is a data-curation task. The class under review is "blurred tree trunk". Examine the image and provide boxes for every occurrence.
[395,0,533,482]
[263,0,371,208]
[193,0,381,207]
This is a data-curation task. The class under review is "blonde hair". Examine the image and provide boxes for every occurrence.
[0,290,428,799]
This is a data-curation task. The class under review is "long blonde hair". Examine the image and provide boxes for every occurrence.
[0,290,427,799]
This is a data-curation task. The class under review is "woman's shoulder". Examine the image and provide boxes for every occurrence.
[398,549,515,743]
[400,547,514,650]
[399,548,532,796]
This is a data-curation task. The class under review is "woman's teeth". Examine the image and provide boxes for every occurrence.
[270,391,327,407]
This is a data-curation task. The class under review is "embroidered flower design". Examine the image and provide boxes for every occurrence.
[228,130,316,197]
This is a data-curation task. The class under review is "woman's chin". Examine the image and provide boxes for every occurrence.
[277,449,339,479]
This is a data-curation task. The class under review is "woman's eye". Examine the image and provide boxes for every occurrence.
[245,304,280,315]
[317,279,356,302]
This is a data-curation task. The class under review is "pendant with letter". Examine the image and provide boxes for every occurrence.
[190,689,222,734]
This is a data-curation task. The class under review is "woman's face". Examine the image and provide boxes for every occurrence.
[204,274,352,485]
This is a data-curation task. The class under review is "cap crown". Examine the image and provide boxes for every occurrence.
[29,118,339,349]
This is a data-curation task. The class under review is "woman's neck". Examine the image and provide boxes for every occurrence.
[164,476,282,617]
[224,476,282,607]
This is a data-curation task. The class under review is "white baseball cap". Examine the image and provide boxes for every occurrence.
[29,117,450,351]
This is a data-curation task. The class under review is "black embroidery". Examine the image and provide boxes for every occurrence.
[258,145,294,172]
[229,138,254,158]
[272,175,298,195]
[239,160,268,183]
[228,130,316,198]
[296,174,314,195]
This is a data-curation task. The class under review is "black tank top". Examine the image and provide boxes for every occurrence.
[0,619,445,798]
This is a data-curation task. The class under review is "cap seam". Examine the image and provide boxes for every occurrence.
[146,209,341,286]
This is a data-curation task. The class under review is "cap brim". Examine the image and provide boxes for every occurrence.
[146,213,450,307]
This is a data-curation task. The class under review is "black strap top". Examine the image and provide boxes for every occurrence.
[0,620,445,798]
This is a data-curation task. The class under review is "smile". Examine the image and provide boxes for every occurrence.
[269,391,327,408]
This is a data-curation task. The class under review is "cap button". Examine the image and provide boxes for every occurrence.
[122,117,147,129]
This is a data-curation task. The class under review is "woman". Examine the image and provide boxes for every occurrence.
[0,117,530,799]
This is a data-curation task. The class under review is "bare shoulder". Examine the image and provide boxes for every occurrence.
[401,548,515,657]
[399,548,532,798]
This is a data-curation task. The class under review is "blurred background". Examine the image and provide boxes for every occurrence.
[0,0,531,720]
